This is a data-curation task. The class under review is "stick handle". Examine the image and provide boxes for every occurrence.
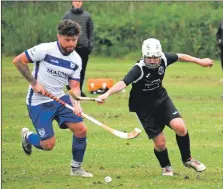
[44,92,115,133]
[93,98,103,102]
[80,97,103,102]
[44,91,74,111]
[82,112,113,131]
[43,92,139,139]
[44,91,65,105]
[68,90,103,102]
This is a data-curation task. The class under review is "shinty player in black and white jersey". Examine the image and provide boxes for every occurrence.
[97,38,214,176]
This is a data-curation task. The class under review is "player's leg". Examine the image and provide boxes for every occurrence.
[21,128,56,152]
[163,98,206,172]
[170,118,206,172]
[65,122,92,177]
[22,102,57,155]
[136,112,173,176]
[220,49,223,98]
[220,49,223,71]
[56,95,93,177]
[76,47,89,96]
[152,132,173,176]
[21,127,36,155]
[169,118,190,161]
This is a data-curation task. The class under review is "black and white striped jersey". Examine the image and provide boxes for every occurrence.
[122,53,178,112]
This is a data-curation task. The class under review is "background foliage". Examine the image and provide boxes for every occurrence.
[2,1,223,58]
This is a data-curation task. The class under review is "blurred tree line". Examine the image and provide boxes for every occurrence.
[2,1,222,58]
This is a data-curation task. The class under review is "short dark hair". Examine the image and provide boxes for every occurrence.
[58,19,81,36]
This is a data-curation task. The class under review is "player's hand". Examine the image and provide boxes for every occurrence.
[73,103,83,117]
[197,58,214,67]
[31,82,45,95]
[97,93,109,104]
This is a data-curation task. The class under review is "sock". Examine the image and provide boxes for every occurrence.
[71,159,81,168]
[71,136,86,167]
[154,148,171,168]
[176,132,191,163]
[27,133,43,150]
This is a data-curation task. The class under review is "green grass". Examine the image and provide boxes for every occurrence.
[2,56,223,189]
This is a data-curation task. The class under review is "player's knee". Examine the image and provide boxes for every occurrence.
[170,118,187,136]
[155,143,166,151]
[153,133,166,150]
[43,142,55,151]
[174,124,187,136]
[177,126,187,136]
[75,126,87,137]
[154,140,166,151]
[41,138,56,151]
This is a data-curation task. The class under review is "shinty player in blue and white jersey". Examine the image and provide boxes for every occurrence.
[13,19,93,177]
[98,38,214,176]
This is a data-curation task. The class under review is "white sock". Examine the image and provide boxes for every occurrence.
[26,131,34,138]
[71,159,81,168]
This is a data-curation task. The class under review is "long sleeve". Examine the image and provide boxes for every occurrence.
[87,17,94,50]
[216,21,221,42]
[216,20,223,48]
[62,12,70,20]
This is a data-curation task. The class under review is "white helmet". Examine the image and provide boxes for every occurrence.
[142,38,162,68]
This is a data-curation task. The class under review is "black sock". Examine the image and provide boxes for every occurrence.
[176,132,191,163]
[154,148,171,168]
[71,166,80,169]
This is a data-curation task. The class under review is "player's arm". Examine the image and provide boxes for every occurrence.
[69,79,81,98]
[177,53,214,67]
[87,16,94,52]
[13,53,45,94]
[13,52,36,86]
[68,55,83,115]
[97,81,126,104]
[103,80,127,97]
[97,65,141,102]
[61,12,69,20]
[216,22,221,44]
[69,79,82,116]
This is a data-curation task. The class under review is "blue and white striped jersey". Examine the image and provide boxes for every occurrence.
[25,41,82,106]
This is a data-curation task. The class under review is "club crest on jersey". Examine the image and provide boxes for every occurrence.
[158,66,164,75]
[70,62,75,69]
[38,128,46,138]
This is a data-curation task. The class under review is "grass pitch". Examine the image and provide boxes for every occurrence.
[2,56,223,189]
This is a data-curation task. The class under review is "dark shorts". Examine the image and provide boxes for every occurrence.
[136,97,181,139]
[27,95,83,141]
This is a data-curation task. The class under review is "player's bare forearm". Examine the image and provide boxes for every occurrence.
[97,81,126,103]
[69,80,81,105]
[14,59,37,86]
[69,86,82,116]
[106,81,126,96]
[13,53,37,86]
[177,54,200,63]
[177,53,213,67]
[69,80,81,96]
[69,88,80,105]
